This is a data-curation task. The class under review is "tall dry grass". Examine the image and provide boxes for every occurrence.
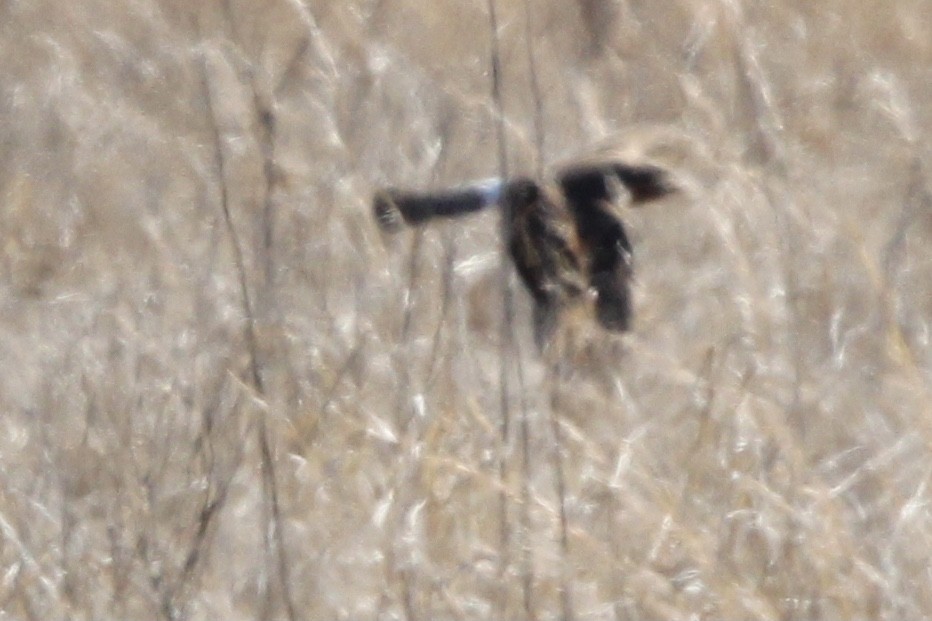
[1,0,931,619]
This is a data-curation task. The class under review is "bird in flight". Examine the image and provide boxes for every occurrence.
[373,161,676,347]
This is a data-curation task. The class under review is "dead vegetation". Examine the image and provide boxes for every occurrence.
[1,0,931,619]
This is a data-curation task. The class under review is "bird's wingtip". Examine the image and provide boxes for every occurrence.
[373,189,404,232]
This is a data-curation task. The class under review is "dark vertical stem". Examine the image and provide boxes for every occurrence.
[487,0,510,182]
[195,35,264,397]
[523,0,545,179]
[486,0,514,614]
[548,370,574,621]
[426,233,458,384]
[519,2,544,618]
[194,5,297,620]
[516,347,535,621]
[259,417,298,621]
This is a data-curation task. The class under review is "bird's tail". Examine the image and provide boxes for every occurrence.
[374,178,504,232]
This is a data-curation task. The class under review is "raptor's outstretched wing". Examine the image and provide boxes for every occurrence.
[573,197,634,332]
[557,162,675,331]
[373,178,504,231]
[558,161,676,206]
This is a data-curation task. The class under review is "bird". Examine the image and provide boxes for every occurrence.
[373,160,676,348]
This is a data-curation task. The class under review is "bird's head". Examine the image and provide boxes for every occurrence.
[504,178,540,217]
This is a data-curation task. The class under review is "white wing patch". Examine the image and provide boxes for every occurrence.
[470,177,505,207]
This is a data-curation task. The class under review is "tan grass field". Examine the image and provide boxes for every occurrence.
[1,1,931,619]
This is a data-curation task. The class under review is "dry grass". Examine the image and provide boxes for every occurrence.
[1,0,931,619]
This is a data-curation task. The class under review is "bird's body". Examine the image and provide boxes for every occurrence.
[504,179,586,304]
[374,161,676,348]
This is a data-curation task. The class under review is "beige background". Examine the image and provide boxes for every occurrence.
[1,0,931,619]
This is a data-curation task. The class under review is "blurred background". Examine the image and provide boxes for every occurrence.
[1,0,930,619]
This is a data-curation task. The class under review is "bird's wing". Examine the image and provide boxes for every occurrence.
[373,178,504,231]
[554,160,674,332]
[559,184,635,332]
[557,161,676,206]
[581,207,634,331]
[591,262,632,332]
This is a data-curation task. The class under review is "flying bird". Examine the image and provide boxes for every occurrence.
[373,161,676,347]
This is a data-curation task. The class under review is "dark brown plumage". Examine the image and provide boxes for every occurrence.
[374,161,676,347]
